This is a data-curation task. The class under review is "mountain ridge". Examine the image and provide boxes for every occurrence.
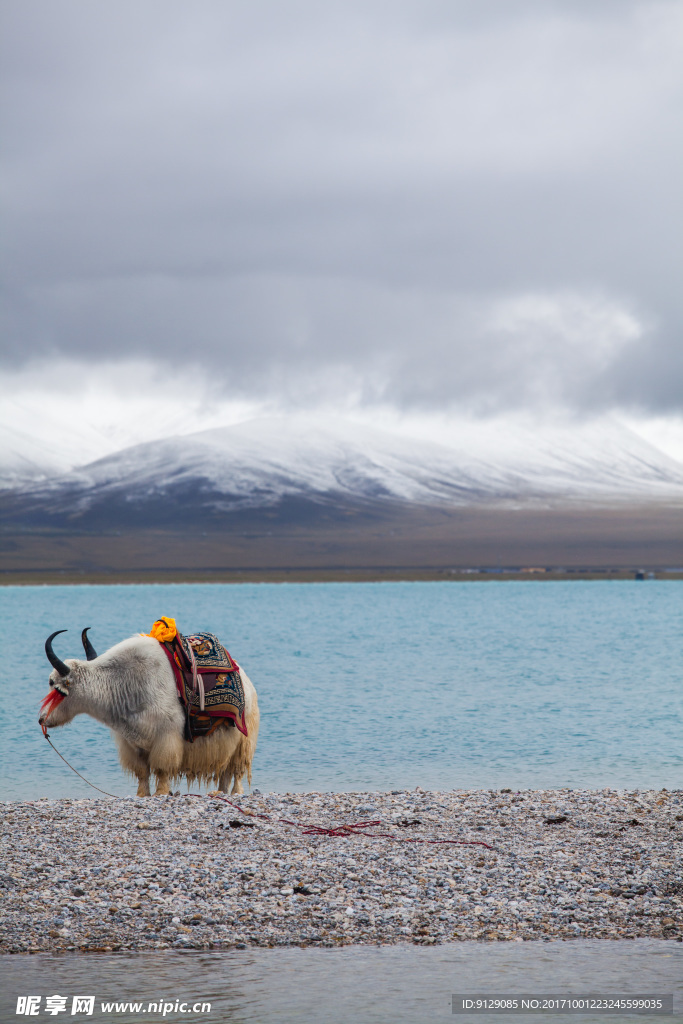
[2,415,683,533]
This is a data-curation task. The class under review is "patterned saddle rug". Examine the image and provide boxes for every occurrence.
[159,630,247,741]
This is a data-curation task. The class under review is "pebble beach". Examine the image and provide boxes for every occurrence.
[1,788,681,953]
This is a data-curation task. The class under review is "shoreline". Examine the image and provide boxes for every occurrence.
[2,569,683,585]
[1,788,681,953]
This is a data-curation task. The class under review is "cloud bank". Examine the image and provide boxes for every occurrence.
[1,0,682,419]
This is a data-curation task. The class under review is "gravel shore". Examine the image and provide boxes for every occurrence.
[1,789,681,953]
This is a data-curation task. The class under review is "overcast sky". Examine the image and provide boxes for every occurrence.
[1,0,682,450]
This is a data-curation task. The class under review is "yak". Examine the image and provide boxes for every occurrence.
[39,629,259,797]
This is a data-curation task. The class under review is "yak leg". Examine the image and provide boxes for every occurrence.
[149,731,184,797]
[218,743,245,795]
[114,735,151,797]
[218,769,244,795]
[218,725,255,796]
[137,772,152,797]
[154,771,171,796]
[221,718,257,796]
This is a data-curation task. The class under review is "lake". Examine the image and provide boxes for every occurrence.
[1,940,682,1023]
[1,580,681,799]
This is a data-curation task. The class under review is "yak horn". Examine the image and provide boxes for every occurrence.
[45,630,70,677]
[81,627,98,661]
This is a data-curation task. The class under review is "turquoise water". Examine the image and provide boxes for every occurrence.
[1,581,681,800]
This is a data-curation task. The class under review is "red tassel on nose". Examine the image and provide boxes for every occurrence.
[39,689,66,735]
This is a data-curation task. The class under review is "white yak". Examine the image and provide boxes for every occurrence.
[39,629,259,796]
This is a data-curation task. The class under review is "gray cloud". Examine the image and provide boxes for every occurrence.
[1,0,682,414]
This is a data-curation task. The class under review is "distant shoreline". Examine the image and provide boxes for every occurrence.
[2,503,682,580]
[1,568,682,585]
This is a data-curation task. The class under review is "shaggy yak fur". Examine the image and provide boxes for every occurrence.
[40,634,259,796]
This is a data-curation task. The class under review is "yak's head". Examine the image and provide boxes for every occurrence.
[39,628,98,732]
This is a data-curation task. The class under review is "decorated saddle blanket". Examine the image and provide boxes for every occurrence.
[157,628,247,737]
[178,632,237,673]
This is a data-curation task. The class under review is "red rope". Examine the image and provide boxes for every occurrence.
[209,794,494,849]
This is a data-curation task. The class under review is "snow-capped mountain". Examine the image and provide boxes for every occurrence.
[2,415,683,530]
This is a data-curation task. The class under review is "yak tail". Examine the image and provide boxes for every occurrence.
[231,702,260,788]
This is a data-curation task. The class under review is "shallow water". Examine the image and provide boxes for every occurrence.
[1,940,681,1022]
[1,581,682,800]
